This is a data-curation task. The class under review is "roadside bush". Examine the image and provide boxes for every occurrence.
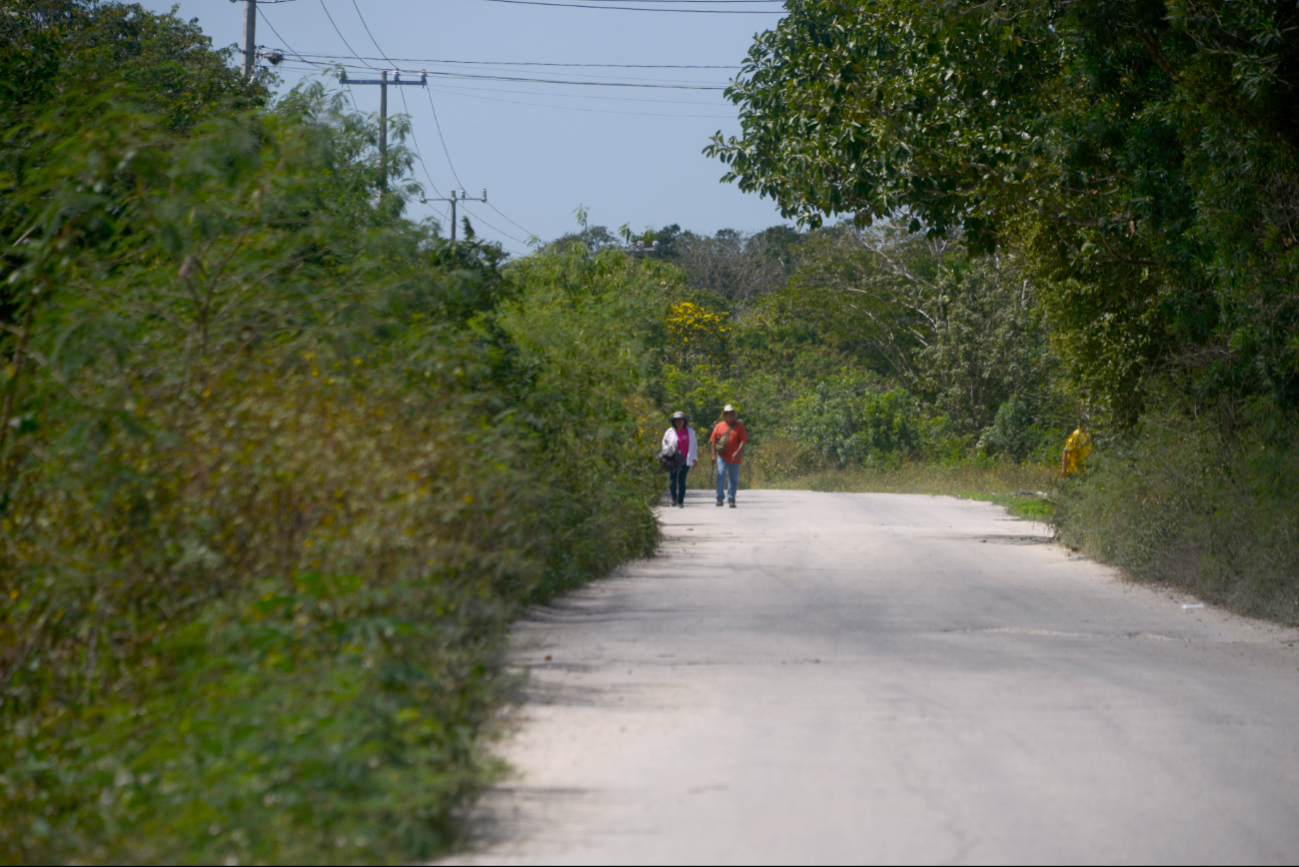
[983,396,1036,461]
[0,345,536,863]
[499,243,671,599]
[0,81,665,864]
[790,378,921,466]
[1054,406,1299,624]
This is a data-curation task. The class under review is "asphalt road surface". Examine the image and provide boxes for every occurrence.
[448,490,1299,865]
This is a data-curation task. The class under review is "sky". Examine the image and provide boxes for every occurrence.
[137,0,793,255]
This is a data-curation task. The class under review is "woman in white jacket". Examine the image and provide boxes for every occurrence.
[662,411,698,507]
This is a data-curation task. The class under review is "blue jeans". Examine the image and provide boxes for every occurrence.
[716,456,740,502]
[669,465,689,503]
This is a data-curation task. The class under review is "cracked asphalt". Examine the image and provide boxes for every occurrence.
[444,490,1299,865]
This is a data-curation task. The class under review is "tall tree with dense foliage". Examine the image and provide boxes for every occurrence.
[707,0,1299,421]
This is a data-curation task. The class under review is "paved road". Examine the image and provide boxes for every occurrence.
[451,490,1299,864]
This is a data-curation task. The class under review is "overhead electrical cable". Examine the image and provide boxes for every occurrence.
[484,201,538,239]
[341,0,533,245]
[462,0,784,3]
[420,83,734,118]
[288,53,730,84]
[288,58,728,88]
[257,8,362,111]
[254,9,305,61]
[274,63,735,116]
[336,0,458,229]
[317,0,376,68]
[289,53,740,68]
[349,0,394,64]
[422,87,467,189]
[456,204,529,246]
[277,63,731,115]
[402,79,726,107]
[468,0,785,11]
[340,0,449,195]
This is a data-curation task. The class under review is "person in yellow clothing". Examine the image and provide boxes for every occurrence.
[1061,415,1092,477]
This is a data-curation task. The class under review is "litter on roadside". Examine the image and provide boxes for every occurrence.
[1182,603,1205,610]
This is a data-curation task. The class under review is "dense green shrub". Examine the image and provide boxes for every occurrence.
[1,346,538,863]
[1055,405,1299,624]
[0,71,664,863]
[790,378,921,467]
[498,243,670,600]
[983,396,1037,462]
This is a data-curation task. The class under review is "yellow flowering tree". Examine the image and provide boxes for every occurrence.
[665,301,731,372]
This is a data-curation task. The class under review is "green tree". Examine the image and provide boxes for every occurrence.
[668,226,803,304]
[767,222,1058,439]
[707,0,1299,422]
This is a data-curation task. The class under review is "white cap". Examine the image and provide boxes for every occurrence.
[723,404,736,413]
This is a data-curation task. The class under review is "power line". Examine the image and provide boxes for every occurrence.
[283,57,728,88]
[484,201,537,239]
[254,8,302,61]
[339,1,534,245]
[340,0,449,194]
[396,82,450,201]
[423,87,466,189]
[349,0,392,63]
[422,82,735,118]
[405,79,726,107]
[465,0,784,3]
[276,63,734,115]
[458,203,530,246]
[257,7,362,110]
[318,0,456,211]
[317,0,375,67]
[468,0,785,11]
[288,53,740,68]
[244,5,522,250]
[286,52,734,83]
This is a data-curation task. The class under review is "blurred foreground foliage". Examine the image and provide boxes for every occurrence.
[0,6,664,862]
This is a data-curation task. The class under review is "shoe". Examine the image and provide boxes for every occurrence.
[716,500,724,507]
[728,500,736,508]
[678,501,685,508]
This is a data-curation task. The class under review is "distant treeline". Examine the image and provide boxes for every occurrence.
[552,219,1070,470]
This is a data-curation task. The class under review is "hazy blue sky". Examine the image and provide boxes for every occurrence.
[138,0,792,254]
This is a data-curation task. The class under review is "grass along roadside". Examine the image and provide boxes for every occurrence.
[737,455,1059,524]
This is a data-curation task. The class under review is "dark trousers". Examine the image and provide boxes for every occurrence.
[669,465,689,503]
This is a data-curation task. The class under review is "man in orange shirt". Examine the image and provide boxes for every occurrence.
[710,403,748,508]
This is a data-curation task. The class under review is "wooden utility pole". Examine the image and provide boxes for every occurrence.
[341,71,427,192]
[425,190,487,242]
[379,71,388,161]
[242,0,257,78]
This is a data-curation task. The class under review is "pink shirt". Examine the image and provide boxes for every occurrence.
[675,427,690,456]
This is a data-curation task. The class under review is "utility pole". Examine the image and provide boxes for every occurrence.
[424,190,488,242]
[239,0,289,79]
[242,0,257,78]
[341,71,427,192]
